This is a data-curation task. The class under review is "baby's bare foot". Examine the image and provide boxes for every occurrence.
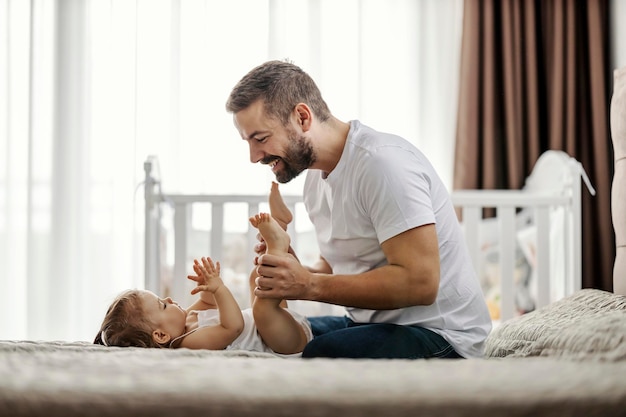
[249,212,291,255]
[269,182,292,231]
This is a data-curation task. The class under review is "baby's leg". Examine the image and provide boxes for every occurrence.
[248,213,290,306]
[269,182,292,231]
[249,183,291,304]
[249,212,306,354]
[252,301,309,354]
[249,213,290,255]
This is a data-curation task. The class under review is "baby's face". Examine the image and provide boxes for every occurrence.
[139,290,187,339]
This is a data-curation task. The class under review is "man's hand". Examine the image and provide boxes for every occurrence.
[254,253,311,300]
[253,236,267,266]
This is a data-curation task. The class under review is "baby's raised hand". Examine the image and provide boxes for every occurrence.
[188,256,224,295]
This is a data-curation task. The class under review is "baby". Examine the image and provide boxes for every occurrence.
[94,183,312,356]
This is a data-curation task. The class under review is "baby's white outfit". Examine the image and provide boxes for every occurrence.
[172,307,312,357]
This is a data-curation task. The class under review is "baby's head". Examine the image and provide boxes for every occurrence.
[94,289,163,348]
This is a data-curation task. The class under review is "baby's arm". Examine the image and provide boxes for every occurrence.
[185,257,221,311]
[181,257,244,350]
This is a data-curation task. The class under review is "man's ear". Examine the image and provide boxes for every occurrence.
[152,329,171,345]
[294,103,312,132]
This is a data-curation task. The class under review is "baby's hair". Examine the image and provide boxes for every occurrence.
[94,289,164,348]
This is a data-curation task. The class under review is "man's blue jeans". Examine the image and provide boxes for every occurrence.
[303,316,462,359]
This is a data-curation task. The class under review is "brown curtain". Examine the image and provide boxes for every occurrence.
[454,0,614,291]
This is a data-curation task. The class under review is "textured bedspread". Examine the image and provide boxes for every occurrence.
[2,289,626,417]
[1,339,625,417]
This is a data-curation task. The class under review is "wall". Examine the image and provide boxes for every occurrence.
[611,0,626,71]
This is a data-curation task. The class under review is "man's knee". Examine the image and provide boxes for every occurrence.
[307,315,350,337]
[302,333,346,358]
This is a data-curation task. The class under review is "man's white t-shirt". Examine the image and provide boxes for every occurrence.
[303,120,492,358]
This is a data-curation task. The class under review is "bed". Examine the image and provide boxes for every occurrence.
[1,68,625,417]
[1,287,625,417]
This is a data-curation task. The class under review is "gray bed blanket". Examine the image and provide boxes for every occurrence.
[1,289,625,417]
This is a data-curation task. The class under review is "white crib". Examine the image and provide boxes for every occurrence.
[452,151,595,321]
[144,151,594,321]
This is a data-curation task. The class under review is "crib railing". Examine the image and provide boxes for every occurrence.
[452,151,594,321]
[452,191,577,321]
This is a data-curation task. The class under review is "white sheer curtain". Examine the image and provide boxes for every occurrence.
[0,0,464,341]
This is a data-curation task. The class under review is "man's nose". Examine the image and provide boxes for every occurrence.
[249,142,264,163]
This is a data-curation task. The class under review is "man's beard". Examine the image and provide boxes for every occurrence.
[273,132,316,184]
